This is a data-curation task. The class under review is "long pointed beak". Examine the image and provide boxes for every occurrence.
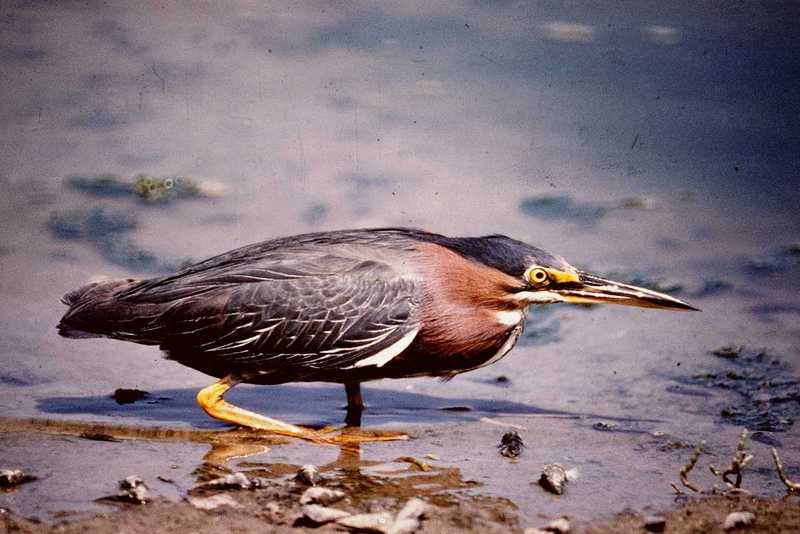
[556,272,699,311]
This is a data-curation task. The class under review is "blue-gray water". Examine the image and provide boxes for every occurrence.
[1,1,799,525]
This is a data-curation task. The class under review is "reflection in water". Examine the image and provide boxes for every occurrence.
[0,416,487,512]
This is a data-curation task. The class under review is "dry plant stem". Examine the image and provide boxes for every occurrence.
[771,447,800,493]
[709,429,753,489]
[679,440,705,492]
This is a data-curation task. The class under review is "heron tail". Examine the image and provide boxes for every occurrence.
[57,279,142,339]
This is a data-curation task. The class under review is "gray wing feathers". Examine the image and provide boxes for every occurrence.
[156,259,418,372]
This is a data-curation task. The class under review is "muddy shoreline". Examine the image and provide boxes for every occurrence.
[2,418,799,533]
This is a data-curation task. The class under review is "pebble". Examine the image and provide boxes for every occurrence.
[498,431,525,458]
[201,472,266,490]
[0,469,36,488]
[723,511,755,531]
[295,464,320,486]
[187,494,242,510]
[544,517,570,533]
[525,517,570,534]
[300,486,346,506]
[302,504,351,524]
[592,421,618,431]
[643,515,666,533]
[389,498,430,534]
[336,511,394,533]
[116,475,150,504]
[539,464,568,495]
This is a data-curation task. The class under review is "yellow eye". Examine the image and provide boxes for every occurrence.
[528,267,549,286]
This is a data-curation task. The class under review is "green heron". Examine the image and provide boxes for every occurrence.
[58,228,695,442]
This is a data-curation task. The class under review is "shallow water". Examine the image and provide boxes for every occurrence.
[1,1,799,527]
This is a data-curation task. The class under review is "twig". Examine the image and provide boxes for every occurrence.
[771,447,800,493]
[678,440,705,492]
[709,429,753,489]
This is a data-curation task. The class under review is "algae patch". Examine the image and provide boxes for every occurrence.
[674,346,799,432]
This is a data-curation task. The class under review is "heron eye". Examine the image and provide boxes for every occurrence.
[528,267,549,286]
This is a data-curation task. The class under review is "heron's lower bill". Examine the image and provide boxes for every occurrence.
[556,273,699,311]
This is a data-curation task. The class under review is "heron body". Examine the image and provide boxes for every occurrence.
[58,228,695,442]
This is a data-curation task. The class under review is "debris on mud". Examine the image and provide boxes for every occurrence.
[336,510,394,532]
[770,448,800,494]
[672,440,705,493]
[392,497,430,534]
[0,469,36,489]
[643,514,666,533]
[195,472,267,491]
[300,503,351,525]
[723,510,755,530]
[498,430,525,458]
[299,486,346,506]
[526,517,571,533]
[112,388,150,404]
[539,464,569,495]
[586,494,800,533]
[298,495,430,532]
[709,429,753,489]
[186,494,242,510]
[295,464,320,486]
[492,375,511,386]
[99,475,150,504]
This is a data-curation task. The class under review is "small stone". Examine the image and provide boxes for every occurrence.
[0,469,36,488]
[113,475,150,504]
[592,421,618,431]
[300,486,346,506]
[544,517,570,533]
[336,511,394,533]
[295,464,320,486]
[539,464,568,495]
[723,511,755,531]
[201,472,266,490]
[187,494,242,510]
[498,431,525,458]
[112,388,149,404]
[389,498,430,534]
[302,504,351,524]
[644,515,666,533]
[525,518,571,533]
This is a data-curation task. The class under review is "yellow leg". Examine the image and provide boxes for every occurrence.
[196,377,407,445]
[196,377,319,439]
